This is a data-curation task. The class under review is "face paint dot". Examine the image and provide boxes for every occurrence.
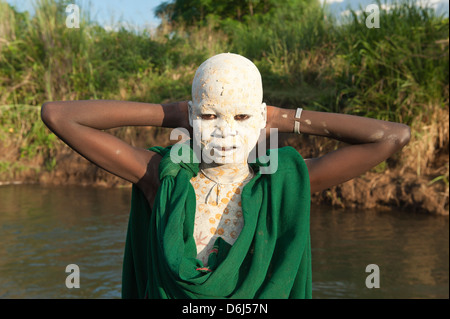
[370,131,384,141]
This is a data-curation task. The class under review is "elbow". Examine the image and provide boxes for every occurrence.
[41,101,62,129]
[41,102,52,125]
[397,124,411,148]
[386,124,411,152]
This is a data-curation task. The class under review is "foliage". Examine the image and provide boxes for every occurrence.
[154,0,282,25]
[0,0,448,180]
[334,0,449,122]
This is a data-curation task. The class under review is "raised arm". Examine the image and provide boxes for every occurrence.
[266,106,411,193]
[41,100,189,190]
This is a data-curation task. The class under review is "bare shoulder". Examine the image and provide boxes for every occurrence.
[303,158,317,170]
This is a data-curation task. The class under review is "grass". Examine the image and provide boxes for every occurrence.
[1,0,447,114]
[334,0,449,123]
[0,0,448,191]
[0,104,57,178]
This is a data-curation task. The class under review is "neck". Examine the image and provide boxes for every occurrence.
[200,161,251,184]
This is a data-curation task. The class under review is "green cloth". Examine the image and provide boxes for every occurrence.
[122,144,311,299]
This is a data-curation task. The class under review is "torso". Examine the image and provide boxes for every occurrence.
[190,163,254,266]
[142,153,254,266]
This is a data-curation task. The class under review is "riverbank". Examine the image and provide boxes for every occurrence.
[0,0,448,214]
[1,121,448,215]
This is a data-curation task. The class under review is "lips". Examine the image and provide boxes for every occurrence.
[210,145,238,155]
[208,143,238,151]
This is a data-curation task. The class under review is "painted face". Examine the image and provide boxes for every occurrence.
[188,53,266,164]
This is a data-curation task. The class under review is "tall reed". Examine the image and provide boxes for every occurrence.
[334,0,448,123]
[0,0,448,190]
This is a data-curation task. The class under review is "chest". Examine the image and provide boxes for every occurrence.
[190,174,247,264]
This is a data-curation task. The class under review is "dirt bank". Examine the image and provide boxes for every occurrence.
[282,133,449,215]
[1,127,448,215]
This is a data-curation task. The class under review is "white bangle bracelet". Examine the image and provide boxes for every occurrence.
[294,108,303,134]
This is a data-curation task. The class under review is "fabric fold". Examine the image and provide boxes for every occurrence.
[122,143,312,299]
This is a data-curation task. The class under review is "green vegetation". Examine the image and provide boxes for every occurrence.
[1,0,447,113]
[0,0,448,208]
[155,0,278,25]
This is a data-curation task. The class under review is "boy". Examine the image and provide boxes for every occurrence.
[41,53,410,298]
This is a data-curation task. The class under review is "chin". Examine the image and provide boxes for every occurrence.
[212,157,246,165]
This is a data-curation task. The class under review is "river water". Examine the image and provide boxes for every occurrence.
[0,184,448,299]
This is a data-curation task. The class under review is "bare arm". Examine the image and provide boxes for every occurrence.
[266,106,411,193]
[40,100,190,193]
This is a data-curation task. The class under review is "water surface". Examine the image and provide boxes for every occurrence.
[0,184,448,298]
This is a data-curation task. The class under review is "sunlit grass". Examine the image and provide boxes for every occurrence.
[0,0,448,182]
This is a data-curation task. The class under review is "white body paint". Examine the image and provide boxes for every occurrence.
[186,53,269,263]
[186,53,268,262]
[188,53,266,164]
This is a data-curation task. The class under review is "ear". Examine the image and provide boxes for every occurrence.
[188,101,194,127]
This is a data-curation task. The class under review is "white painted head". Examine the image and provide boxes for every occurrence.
[188,53,266,164]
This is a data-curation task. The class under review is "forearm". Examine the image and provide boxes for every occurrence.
[269,106,411,193]
[41,100,186,131]
[270,107,411,147]
[40,99,188,185]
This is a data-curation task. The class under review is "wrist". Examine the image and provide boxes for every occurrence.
[269,107,296,133]
[293,108,303,134]
[161,101,189,128]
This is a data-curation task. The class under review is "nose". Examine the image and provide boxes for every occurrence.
[214,117,237,138]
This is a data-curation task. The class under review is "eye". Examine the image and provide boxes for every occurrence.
[201,114,217,120]
[234,114,250,121]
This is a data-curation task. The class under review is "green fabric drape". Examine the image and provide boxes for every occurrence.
[122,144,311,299]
